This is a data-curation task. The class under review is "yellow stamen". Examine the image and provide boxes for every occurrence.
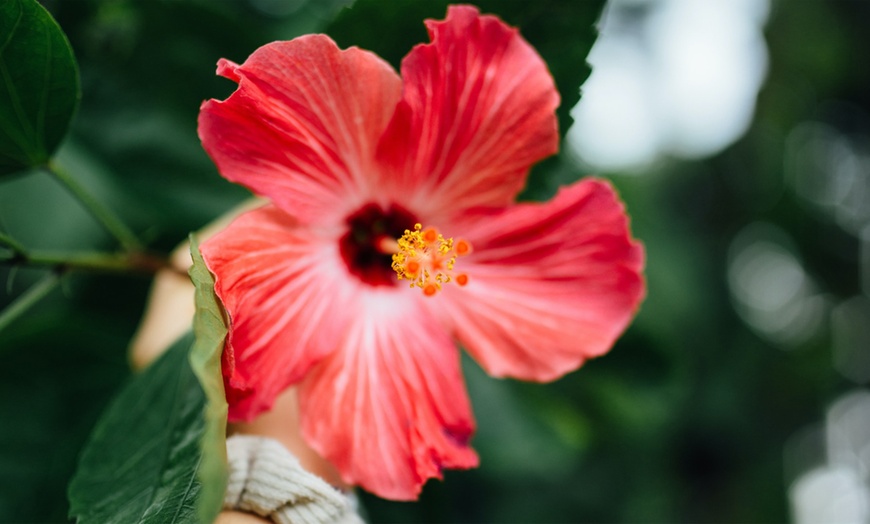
[391,223,472,296]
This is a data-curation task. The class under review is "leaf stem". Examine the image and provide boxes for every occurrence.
[0,271,63,333]
[2,248,172,275]
[1,232,176,275]
[0,231,27,254]
[44,162,143,251]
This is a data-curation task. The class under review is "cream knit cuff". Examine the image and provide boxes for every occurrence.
[223,435,363,524]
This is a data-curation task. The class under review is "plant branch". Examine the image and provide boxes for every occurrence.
[0,272,63,333]
[44,162,143,251]
[1,232,177,276]
[0,231,26,254]
[2,248,174,275]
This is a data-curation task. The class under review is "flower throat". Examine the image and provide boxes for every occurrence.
[339,204,471,295]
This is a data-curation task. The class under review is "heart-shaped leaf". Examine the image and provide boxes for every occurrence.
[0,0,80,176]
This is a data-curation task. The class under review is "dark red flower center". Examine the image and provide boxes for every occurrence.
[339,203,417,287]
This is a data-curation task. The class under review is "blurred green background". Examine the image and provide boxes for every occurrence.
[1,0,869,522]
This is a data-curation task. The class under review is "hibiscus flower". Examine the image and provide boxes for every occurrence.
[198,5,645,500]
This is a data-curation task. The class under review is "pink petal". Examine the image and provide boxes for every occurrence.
[376,5,560,218]
[440,179,645,381]
[200,205,356,422]
[298,292,478,500]
[199,36,403,225]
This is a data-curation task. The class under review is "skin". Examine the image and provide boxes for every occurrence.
[130,201,347,523]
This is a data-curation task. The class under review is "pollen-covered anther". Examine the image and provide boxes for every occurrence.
[391,223,472,296]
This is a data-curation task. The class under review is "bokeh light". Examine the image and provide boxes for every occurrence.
[790,391,870,523]
[727,222,828,347]
[785,120,870,236]
[568,0,769,171]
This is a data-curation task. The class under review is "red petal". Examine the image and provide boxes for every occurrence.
[199,36,402,225]
[376,5,560,218]
[200,205,356,421]
[440,179,645,381]
[298,292,478,500]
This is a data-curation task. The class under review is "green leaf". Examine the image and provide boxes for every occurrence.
[67,243,229,523]
[0,0,80,176]
[67,332,206,523]
[188,235,229,523]
[69,237,227,523]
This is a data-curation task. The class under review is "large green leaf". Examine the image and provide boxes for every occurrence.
[67,332,206,523]
[0,0,80,176]
[68,241,229,523]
